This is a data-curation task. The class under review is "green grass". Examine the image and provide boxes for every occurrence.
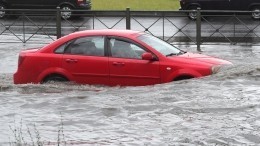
[92,0,180,10]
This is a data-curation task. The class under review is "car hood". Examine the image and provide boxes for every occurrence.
[169,52,232,65]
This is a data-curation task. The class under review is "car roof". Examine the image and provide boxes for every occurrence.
[68,29,143,38]
[40,29,145,52]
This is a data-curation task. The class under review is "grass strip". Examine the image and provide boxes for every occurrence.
[92,0,180,10]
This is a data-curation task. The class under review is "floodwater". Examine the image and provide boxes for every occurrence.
[0,40,260,145]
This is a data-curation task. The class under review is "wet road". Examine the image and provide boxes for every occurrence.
[0,38,260,145]
[1,15,260,43]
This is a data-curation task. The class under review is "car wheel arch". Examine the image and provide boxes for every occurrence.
[42,73,68,83]
[187,4,201,10]
[167,69,202,82]
[0,2,7,7]
[173,74,195,81]
[58,2,75,9]
[249,4,260,10]
[0,3,7,18]
[37,68,72,83]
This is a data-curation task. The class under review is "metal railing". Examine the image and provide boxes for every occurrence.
[1,8,260,51]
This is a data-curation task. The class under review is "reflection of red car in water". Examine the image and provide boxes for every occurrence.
[13,29,232,86]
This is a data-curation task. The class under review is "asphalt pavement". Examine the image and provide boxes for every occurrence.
[1,15,260,45]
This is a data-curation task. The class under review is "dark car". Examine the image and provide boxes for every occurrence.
[0,0,91,19]
[179,0,260,19]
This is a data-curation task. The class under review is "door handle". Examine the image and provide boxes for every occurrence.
[112,62,125,66]
[65,59,78,63]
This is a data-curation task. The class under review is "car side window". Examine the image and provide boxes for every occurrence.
[55,41,71,54]
[110,38,146,59]
[56,36,105,56]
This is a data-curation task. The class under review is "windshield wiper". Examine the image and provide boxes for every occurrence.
[166,53,178,57]
[166,51,187,57]
[180,50,187,54]
[166,51,184,56]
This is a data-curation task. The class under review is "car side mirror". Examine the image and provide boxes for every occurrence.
[142,52,154,61]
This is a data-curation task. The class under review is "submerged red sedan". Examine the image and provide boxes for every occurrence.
[14,30,231,86]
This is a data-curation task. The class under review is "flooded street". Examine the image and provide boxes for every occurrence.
[0,39,260,145]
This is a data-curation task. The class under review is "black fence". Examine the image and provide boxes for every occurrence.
[1,8,260,51]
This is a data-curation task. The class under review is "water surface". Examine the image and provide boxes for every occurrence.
[0,43,260,145]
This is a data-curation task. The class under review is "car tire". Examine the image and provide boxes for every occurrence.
[187,6,199,20]
[43,75,68,83]
[0,4,6,19]
[252,7,260,19]
[60,5,73,20]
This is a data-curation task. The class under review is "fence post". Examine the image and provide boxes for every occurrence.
[56,7,62,39]
[126,7,131,30]
[22,14,25,43]
[196,8,202,52]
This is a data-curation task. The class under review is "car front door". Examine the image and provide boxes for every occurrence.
[229,0,247,10]
[200,0,230,10]
[61,36,110,85]
[108,37,161,86]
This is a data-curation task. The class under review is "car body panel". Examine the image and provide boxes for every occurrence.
[0,0,91,19]
[159,54,214,83]
[180,0,260,11]
[1,0,91,9]
[14,49,64,84]
[174,53,232,65]
[13,29,232,86]
[7,0,40,8]
[109,57,160,86]
[61,54,109,85]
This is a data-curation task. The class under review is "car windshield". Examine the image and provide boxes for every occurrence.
[138,34,182,56]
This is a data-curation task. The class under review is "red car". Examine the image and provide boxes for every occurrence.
[13,29,231,86]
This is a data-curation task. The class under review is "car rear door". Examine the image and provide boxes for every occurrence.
[8,0,42,8]
[108,37,160,86]
[229,0,247,10]
[61,36,109,85]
